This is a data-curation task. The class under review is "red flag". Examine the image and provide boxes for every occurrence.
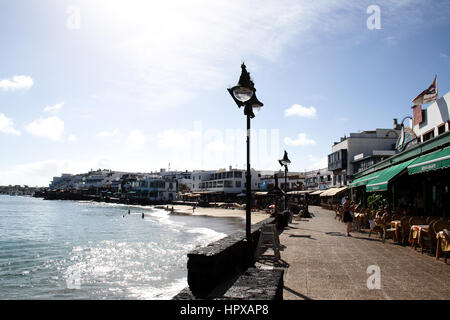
[411,105,423,125]
[412,76,438,105]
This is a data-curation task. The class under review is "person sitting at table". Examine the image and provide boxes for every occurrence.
[381,205,391,222]
[372,207,386,238]
[375,205,392,238]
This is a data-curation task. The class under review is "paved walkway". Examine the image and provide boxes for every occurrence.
[275,206,450,300]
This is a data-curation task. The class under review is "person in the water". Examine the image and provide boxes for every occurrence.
[128,209,130,215]
[141,212,144,219]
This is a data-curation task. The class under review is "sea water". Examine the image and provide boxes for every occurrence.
[0,195,245,299]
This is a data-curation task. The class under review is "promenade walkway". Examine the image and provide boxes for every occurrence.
[277,206,450,300]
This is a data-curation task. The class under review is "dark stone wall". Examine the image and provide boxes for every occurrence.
[186,217,276,298]
[173,268,284,300]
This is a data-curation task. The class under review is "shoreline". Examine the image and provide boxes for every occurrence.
[156,204,270,224]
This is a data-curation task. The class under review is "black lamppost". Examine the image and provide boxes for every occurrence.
[278,150,291,211]
[228,63,263,245]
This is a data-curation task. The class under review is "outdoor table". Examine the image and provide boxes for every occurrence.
[409,225,429,249]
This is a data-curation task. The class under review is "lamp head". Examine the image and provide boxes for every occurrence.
[227,63,254,106]
[278,150,291,166]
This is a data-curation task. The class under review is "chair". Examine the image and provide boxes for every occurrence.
[434,221,450,263]
[398,216,411,245]
[382,215,399,243]
[335,206,343,221]
[426,216,440,224]
[409,217,427,250]
[333,204,339,219]
[379,213,394,243]
[361,209,371,230]
[381,214,403,244]
[419,219,441,254]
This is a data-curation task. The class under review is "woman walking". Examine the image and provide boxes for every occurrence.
[343,196,353,237]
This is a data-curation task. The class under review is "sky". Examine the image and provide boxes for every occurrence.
[1,0,450,187]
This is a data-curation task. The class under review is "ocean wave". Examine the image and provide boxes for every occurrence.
[186,227,227,247]
[127,277,188,300]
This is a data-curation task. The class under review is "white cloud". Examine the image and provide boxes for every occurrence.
[0,157,113,187]
[0,113,21,136]
[306,155,328,170]
[284,104,317,118]
[84,1,356,109]
[440,53,448,58]
[126,129,147,148]
[157,129,200,150]
[66,0,432,111]
[68,134,77,142]
[205,139,233,153]
[284,133,316,146]
[43,102,64,114]
[0,75,33,91]
[97,129,120,138]
[25,116,65,141]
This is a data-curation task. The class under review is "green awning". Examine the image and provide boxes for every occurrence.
[407,147,450,175]
[366,159,416,192]
[349,171,381,188]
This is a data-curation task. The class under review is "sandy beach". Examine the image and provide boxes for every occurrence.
[157,204,270,224]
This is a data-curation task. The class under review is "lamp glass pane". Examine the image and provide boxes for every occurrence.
[233,87,253,102]
[252,105,262,113]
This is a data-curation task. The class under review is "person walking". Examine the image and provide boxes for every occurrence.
[343,196,353,237]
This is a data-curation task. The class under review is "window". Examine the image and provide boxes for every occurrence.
[422,129,435,142]
[235,181,241,188]
[438,124,445,135]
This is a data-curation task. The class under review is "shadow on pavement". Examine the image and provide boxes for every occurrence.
[325,231,346,237]
[283,286,313,300]
[289,234,316,240]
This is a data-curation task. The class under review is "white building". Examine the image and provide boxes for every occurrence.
[191,166,260,194]
[328,127,401,185]
[130,176,177,201]
[411,91,450,142]
[160,170,194,191]
[49,173,75,190]
[259,171,305,191]
[304,168,333,190]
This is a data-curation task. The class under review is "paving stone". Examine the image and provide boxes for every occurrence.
[281,206,450,300]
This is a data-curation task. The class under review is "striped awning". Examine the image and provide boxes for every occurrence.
[366,159,416,192]
[321,186,348,197]
[349,171,381,188]
[320,188,338,197]
[407,147,450,175]
[287,190,312,195]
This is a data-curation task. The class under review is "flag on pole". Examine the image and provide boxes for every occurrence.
[412,76,438,105]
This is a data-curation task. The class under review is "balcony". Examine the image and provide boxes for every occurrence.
[328,149,347,171]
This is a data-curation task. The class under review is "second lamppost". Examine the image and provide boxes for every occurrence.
[279,150,291,211]
[228,63,263,245]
